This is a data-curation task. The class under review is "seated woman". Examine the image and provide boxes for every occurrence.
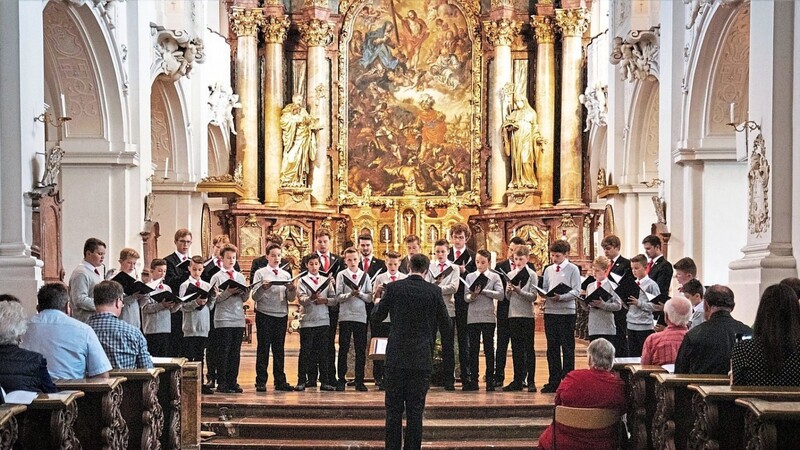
[0,298,57,394]
[537,338,626,450]
[731,284,800,386]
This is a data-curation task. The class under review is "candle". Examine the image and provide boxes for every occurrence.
[384,228,389,242]
[512,227,516,237]
[60,94,67,116]
[299,226,303,242]
[163,157,169,179]
[729,103,735,124]
[430,227,435,243]
[642,159,647,180]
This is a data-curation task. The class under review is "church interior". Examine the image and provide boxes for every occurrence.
[1,0,799,448]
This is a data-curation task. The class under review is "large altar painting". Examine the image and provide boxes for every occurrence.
[341,0,479,198]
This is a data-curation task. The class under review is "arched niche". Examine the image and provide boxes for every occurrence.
[207,123,230,177]
[151,78,191,181]
[587,124,608,202]
[623,79,659,185]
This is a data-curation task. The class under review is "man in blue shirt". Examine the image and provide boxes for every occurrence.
[87,281,154,370]
[22,283,111,380]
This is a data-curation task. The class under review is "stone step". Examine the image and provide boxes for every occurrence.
[202,416,551,441]
[202,437,543,450]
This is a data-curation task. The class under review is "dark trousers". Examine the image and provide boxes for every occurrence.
[338,321,367,383]
[183,336,207,363]
[467,322,495,386]
[432,316,455,386]
[494,317,510,383]
[318,306,339,384]
[454,301,471,381]
[613,309,629,357]
[589,334,617,343]
[169,311,184,357]
[509,317,535,386]
[255,312,288,386]
[372,321,391,384]
[543,314,576,387]
[146,333,170,357]
[384,368,431,450]
[216,326,244,390]
[627,329,654,358]
[206,310,218,383]
[298,325,330,385]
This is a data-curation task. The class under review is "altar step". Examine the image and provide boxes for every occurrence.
[201,438,542,449]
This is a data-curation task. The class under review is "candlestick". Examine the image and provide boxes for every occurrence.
[163,157,169,179]
[430,227,435,243]
[60,94,67,117]
[383,227,389,242]
[729,103,735,124]
[299,226,303,242]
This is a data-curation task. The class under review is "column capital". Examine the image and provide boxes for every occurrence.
[298,19,334,48]
[531,15,556,44]
[555,7,589,37]
[484,18,520,47]
[262,15,290,44]
[229,6,264,37]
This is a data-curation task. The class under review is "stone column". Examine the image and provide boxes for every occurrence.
[555,8,589,207]
[299,19,333,208]
[0,0,44,311]
[531,14,557,208]
[728,0,797,323]
[262,14,290,208]
[229,6,263,205]
[485,19,520,208]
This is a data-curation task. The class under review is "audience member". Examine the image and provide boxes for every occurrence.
[779,277,800,302]
[69,238,107,322]
[674,285,751,374]
[731,284,800,386]
[681,279,705,329]
[87,281,154,369]
[21,283,111,379]
[641,296,692,366]
[0,299,57,393]
[537,338,626,450]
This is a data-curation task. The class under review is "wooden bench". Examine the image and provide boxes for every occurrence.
[687,385,800,450]
[18,390,84,449]
[180,362,202,450]
[111,368,165,450]
[55,377,129,450]
[0,404,26,450]
[735,398,800,450]
[650,373,729,450]
[625,364,668,450]
[153,357,187,450]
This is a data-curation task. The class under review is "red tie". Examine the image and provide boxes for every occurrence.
[556,265,561,273]
[94,268,100,276]
[455,250,461,260]
[439,263,445,272]
[312,277,319,284]
[363,258,370,274]
[217,259,222,268]
[321,254,329,272]
[227,271,234,280]
[597,281,602,289]
[646,261,653,274]
[196,281,201,287]
[391,275,396,282]
[636,280,641,287]
[273,269,278,276]
[352,274,357,280]
[159,283,164,290]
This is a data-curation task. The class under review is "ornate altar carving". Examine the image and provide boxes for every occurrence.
[485,19,520,47]
[747,131,770,236]
[208,83,240,135]
[165,369,181,450]
[239,214,264,257]
[152,26,205,81]
[610,27,660,82]
[277,224,307,269]
[298,19,334,48]
[262,15,290,44]
[555,8,589,37]
[531,15,555,44]
[229,7,264,37]
[579,85,608,131]
[39,145,65,188]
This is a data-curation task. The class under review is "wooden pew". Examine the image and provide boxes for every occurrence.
[625,364,668,450]
[18,390,84,449]
[55,377,129,450]
[153,357,187,450]
[111,368,165,450]
[687,385,800,450]
[0,404,26,450]
[735,398,800,450]
[180,362,202,450]
[650,373,728,450]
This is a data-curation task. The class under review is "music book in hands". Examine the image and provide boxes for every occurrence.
[342,274,367,291]
[580,276,597,290]
[509,268,531,287]
[267,273,302,286]
[534,283,573,297]
[370,268,386,284]
[213,278,262,293]
[111,271,154,296]
[460,273,489,293]
[452,251,471,267]
[582,285,612,304]
[151,290,198,304]
[368,337,388,361]
[645,292,670,304]
[175,258,191,271]
[434,265,455,282]
[301,276,332,295]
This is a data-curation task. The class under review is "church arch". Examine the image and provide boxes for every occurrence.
[151,78,191,181]
[622,79,659,185]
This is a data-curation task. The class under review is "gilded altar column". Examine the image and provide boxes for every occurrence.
[229,6,264,205]
[262,14,290,207]
[485,19,520,208]
[555,8,589,207]
[299,19,333,208]
[531,14,557,208]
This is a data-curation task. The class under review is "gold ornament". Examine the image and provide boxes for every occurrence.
[229,7,264,37]
[531,15,556,44]
[484,19,520,47]
[555,8,590,37]
[298,19,333,48]
[263,15,290,44]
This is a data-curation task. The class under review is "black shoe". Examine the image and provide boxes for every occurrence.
[493,378,505,388]
[320,384,337,391]
[335,382,346,392]
[378,384,386,391]
[294,384,306,392]
[444,384,455,391]
[230,384,244,393]
[502,382,523,392]
[540,384,558,393]
[462,383,479,392]
[346,380,356,386]
[255,384,266,392]
[275,383,294,392]
[305,380,318,388]
[202,385,215,395]
[355,383,368,392]
[216,387,232,394]
[486,383,495,392]
[528,385,538,393]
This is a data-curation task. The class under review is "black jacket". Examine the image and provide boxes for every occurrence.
[448,247,477,307]
[647,256,673,297]
[164,253,191,293]
[372,275,451,371]
[300,252,344,276]
[674,310,752,375]
[359,255,387,279]
[0,345,57,393]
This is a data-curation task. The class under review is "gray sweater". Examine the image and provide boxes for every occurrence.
[626,276,659,331]
[210,270,246,328]
[68,262,103,322]
[179,278,215,337]
[541,259,581,315]
[297,273,334,328]
[581,278,622,336]
[335,268,373,323]
[428,261,459,317]
[506,267,538,319]
[465,270,503,324]
[372,271,408,323]
[251,266,296,317]
[141,280,180,334]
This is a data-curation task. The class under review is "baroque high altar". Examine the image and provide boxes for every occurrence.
[199,0,600,272]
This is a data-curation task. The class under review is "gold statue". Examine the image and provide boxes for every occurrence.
[502,96,544,190]
[279,95,322,187]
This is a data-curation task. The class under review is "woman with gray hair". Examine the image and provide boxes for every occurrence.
[537,338,626,450]
[0,298,57,394]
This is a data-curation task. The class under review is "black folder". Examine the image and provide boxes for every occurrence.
[301,277,332,295]
[509,268,531,288]
[580,276,597,290]
[451,251,472,267]
[342,274,367,291]
[467,273,489,293]
[111,271,154,296]
[582,285,612,304]
[185,283,210,299]
[535,282,573,297]
[434,266,455,282]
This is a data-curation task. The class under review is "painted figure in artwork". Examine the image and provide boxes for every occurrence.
[360,21,399,70]
[503,96,543,190]
[280,95,322,187]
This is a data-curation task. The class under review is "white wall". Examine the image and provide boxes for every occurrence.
[701,162,747,285]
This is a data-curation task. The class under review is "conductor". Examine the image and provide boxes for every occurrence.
[372,253,452,450]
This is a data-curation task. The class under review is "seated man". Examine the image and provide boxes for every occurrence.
[22,283,111,380]
[641,296,692,366]
[87,281,154,369]
[674,285,752,374]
